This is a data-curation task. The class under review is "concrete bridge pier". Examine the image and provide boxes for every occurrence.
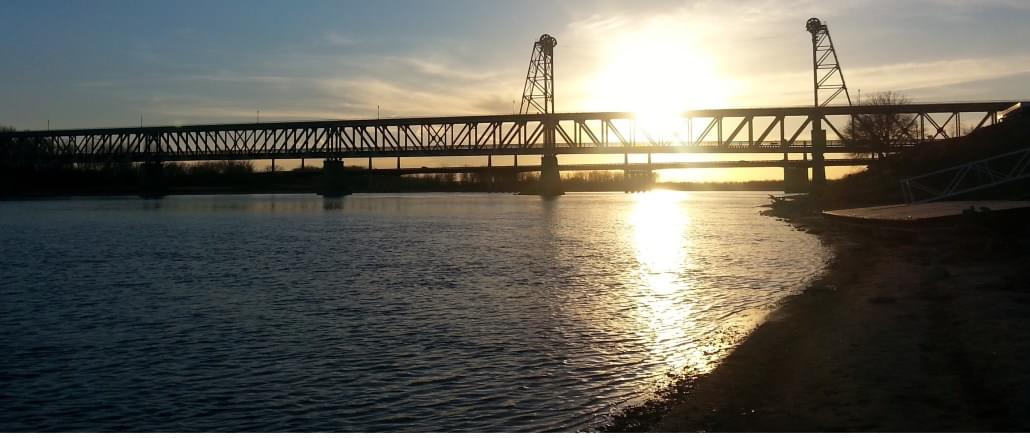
[783,166,809,193]
[365,156,375,192]
[320,158,352,197]
[538,154,564,196]
[139,161,167,198]
[810,118,827,189]
[533,119,564,197]
[485,170,497,193]
[486,155,495,192]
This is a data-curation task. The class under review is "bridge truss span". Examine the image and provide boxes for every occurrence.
[0,101,1023,165]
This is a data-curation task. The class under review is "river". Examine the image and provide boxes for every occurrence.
[0,192,828,431]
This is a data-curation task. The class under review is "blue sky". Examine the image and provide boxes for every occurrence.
[2,0,1029,131]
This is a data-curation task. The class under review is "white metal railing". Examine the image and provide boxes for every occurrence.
[901,146,1030,203]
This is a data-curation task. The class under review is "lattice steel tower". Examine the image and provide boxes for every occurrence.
[805,17,852,189]
[806,18,851,107]
[519,34,562,195]
[520,34,557,114]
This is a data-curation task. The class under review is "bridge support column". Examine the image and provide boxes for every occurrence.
[486,155,495,192]
[783,166,809,193]
[538,154,564,197]
[810,118,827,189]
[534,116,564,197]
[319,159,352,197]
[139,161,167,198]
[365,156,375,192]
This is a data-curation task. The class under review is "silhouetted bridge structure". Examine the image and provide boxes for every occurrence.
[1,101,1024,195]
[2,22,1026,196]
[1,103,1019,161]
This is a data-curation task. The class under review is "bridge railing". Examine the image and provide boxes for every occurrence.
[900,146,1030,203]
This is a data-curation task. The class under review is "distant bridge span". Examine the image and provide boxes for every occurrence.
[0,102,1022,164]
[355,158,877,176]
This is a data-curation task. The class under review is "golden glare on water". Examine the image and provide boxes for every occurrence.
[628,191,710,373]
[631,191,691,289]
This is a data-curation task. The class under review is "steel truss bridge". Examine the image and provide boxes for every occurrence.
[0,102,1021,165]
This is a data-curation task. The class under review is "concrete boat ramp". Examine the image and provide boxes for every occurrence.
[823,201,1030,226]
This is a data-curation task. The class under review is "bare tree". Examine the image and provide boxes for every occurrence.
[845,91,919,159]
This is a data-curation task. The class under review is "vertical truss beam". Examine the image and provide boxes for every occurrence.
[519,34,557,115]
[807,18,851,107]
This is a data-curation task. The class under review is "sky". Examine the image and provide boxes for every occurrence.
[2,0,1029,179]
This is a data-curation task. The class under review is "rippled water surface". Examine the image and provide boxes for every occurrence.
[0,192,828,431]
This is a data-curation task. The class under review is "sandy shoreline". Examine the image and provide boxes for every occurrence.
[606,210,1030,432]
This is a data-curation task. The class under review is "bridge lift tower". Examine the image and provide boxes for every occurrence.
[805,17,852,189]
[521,34,563,196]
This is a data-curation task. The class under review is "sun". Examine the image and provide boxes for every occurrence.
[585,27,731,139]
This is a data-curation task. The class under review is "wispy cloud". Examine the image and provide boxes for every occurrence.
[393,57,502,82]
[323,31,357,47]
[179,71,297,86]
[849,55,1030,97]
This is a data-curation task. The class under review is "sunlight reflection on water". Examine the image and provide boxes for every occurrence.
[630,191,697,373]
